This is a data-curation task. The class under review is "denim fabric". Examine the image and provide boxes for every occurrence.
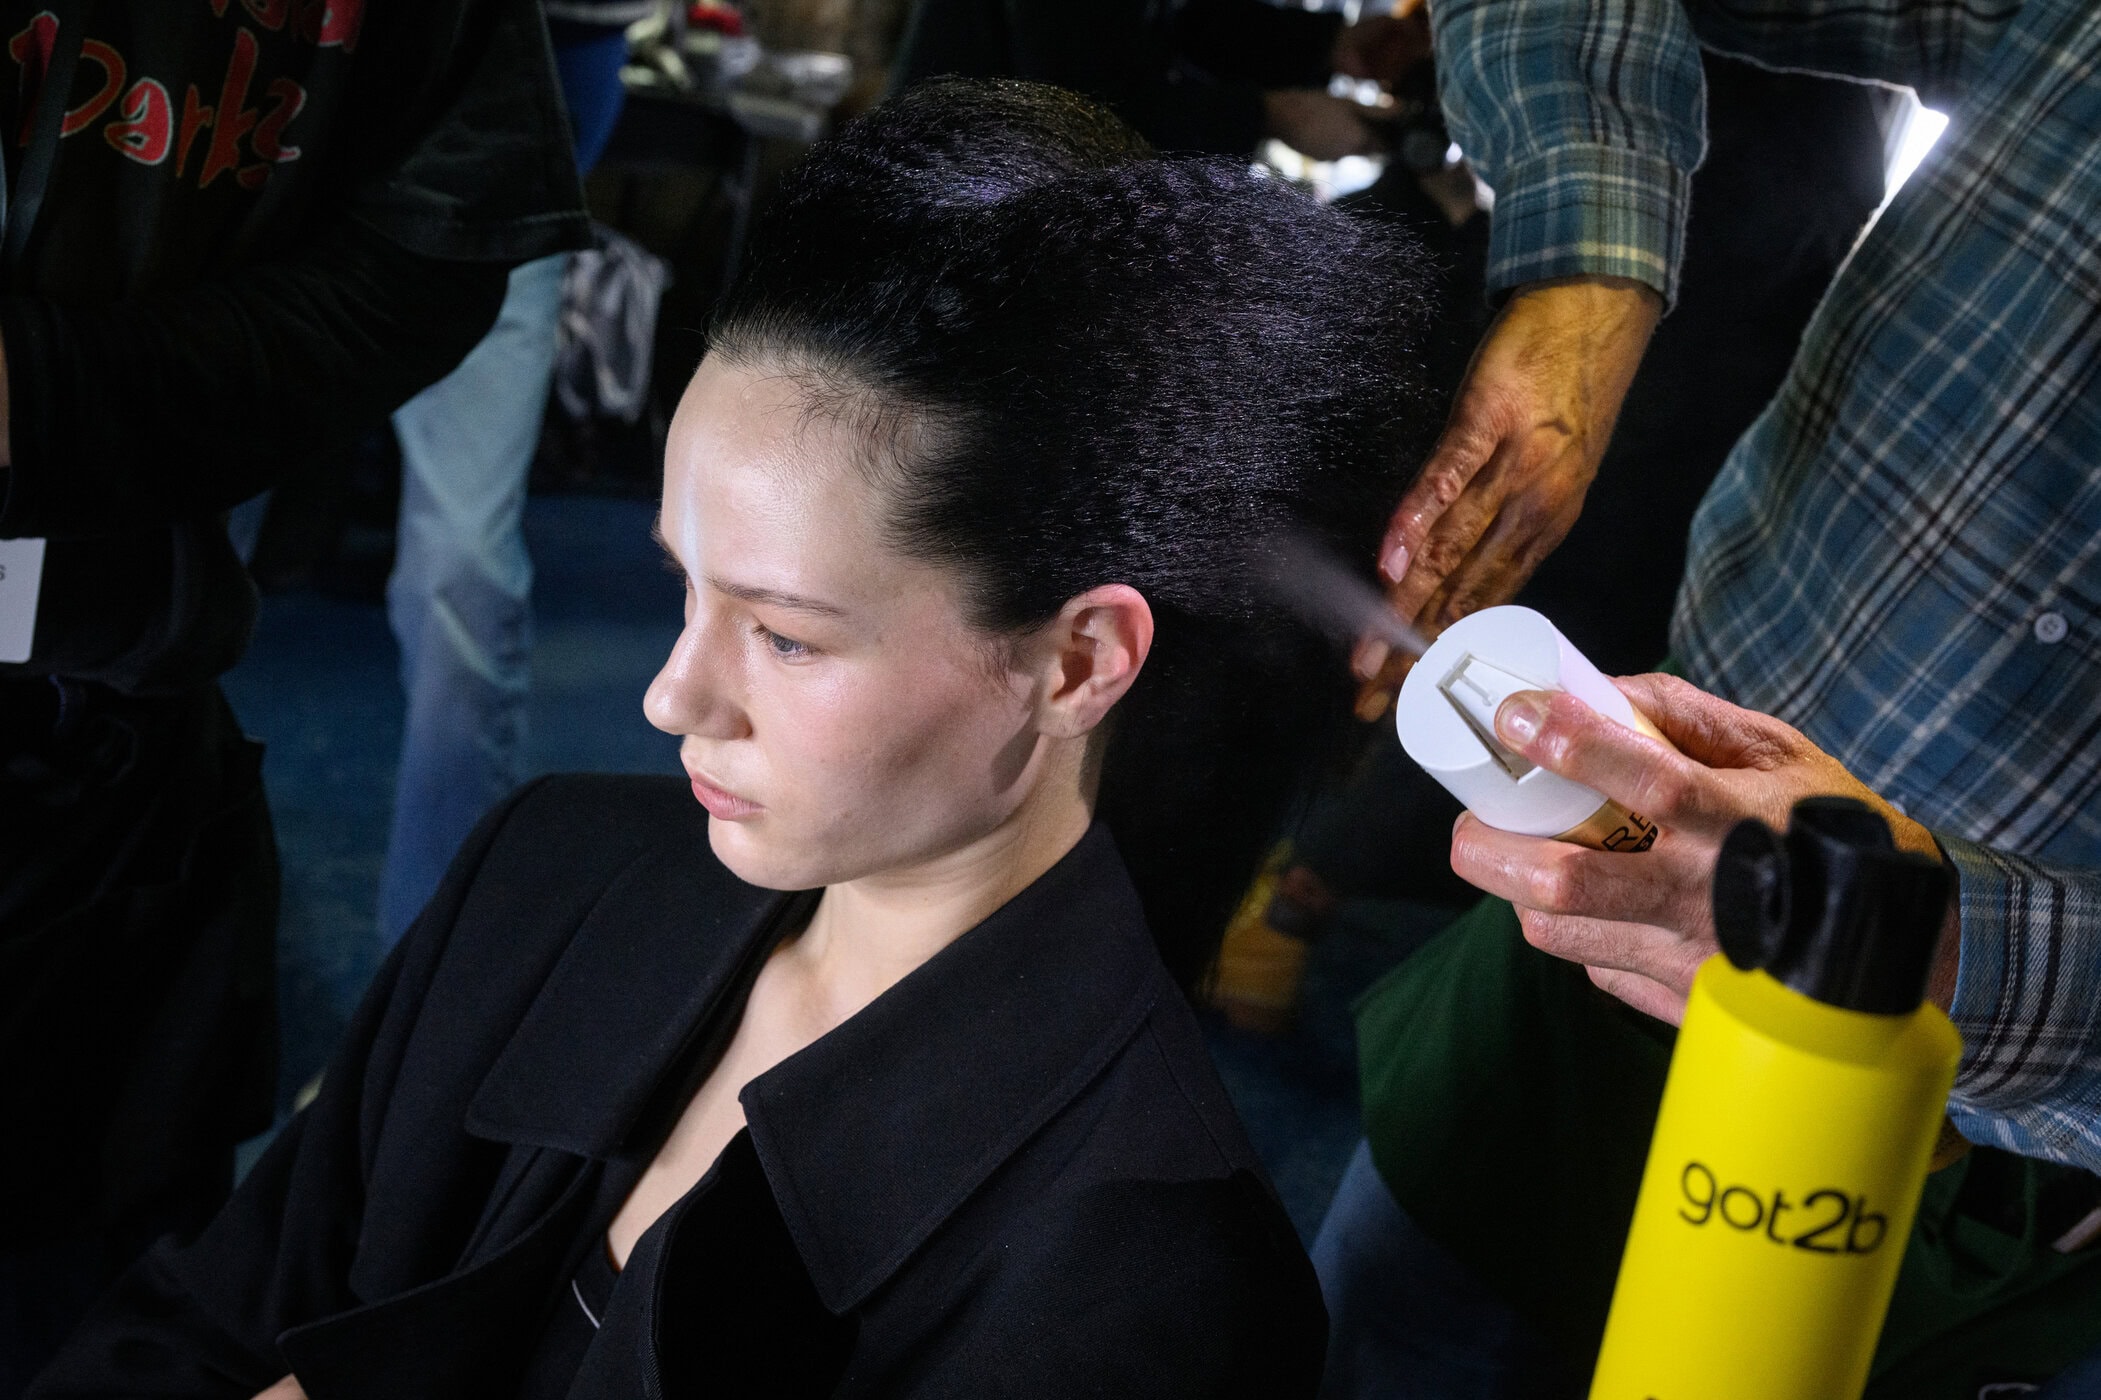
[1311,1141,1584,1400]
[378,253,567,946]
[374,25,627,947]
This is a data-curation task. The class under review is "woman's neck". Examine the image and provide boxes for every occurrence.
[782,768,1094,1031]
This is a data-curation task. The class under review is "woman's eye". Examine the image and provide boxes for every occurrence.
[755,623,812,660]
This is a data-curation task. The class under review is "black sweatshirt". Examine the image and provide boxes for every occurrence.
[0,0,589,694]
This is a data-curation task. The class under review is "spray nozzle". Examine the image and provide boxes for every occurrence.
[1712,797,1949,1015]
[1437,653,1545,780]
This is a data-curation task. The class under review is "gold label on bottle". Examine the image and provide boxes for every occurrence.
[1556,801,1659,853]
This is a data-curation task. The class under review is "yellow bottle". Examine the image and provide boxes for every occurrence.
[1589,797,1961,1400]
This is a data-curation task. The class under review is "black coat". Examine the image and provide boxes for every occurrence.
[35,774,1326,1399]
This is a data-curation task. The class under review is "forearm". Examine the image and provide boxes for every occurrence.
[0,218,508,540]
[1938,833,2101,1174]
[1429,0,1706,304]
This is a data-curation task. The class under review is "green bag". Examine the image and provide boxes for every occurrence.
[1355,897,2101,1397]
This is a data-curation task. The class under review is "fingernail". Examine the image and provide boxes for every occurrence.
[1352,637,1390,680]
[1497,692,1547,746]
[1451,810,1467,835]
[1379,544,1409,584]
[1355,686,1392,723]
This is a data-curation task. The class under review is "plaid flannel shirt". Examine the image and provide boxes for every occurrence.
[1432,0,2101,1171]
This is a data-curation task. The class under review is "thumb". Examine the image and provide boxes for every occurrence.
[1611,673,1801,769]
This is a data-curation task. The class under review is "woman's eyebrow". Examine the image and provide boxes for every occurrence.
[650,517,848,617]
[707,577,851,619]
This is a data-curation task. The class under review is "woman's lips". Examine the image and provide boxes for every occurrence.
[689,773,762,821]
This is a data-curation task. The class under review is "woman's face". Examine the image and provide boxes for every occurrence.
[645,355,1053,891]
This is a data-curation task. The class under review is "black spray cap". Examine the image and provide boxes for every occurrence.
[1711,796,1949,1015]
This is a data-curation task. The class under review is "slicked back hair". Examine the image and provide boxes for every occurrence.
[709,78,1437,988]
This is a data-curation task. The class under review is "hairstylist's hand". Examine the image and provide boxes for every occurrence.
[1330,9,1430,86]
[250,1378,308,1400]
[1445,673,1959,1025]
[1353,276,1660,711]
[1262,89,1386,162]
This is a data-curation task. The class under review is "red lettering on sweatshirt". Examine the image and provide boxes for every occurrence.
[251,75,305,162]
[175,81,213,178]
[8,14,314,189]
[198,27,260,188]
[317,0,361,53]
[59,38,124,136]
[104,77,172,164]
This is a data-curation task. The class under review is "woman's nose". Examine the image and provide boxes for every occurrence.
[644,613,748,740]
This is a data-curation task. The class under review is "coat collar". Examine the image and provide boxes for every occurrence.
[466,820,1164,1314]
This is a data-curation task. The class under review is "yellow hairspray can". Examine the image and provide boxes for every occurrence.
[1588,797,1961,1400]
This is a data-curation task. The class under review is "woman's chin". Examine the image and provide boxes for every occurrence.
[705,816,824,891]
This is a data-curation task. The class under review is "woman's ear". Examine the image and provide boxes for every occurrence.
[1035,584,1153,739]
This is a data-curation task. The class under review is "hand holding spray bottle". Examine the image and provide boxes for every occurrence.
[1262,553,1959,1397]
[1381,602,1957,1398]
[1391,605,1664,852]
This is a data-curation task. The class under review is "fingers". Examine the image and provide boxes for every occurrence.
[1378,415,1497,589]
[1354,416,1505,718]
[1494,689,1711,826]
[1415,484,1578,630]
[1382,454,1514,631]
[1585,963,1691,1026]
[1452,813,1711,934]
[251,1377,309,1400]
[1353,645,1420,720]
[1516,906,1711,988]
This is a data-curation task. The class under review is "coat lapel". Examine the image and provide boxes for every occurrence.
[280,1153,595,1400]
[284,833,798,1400]
[464,835,794,1157]
[739,823,1165,1313]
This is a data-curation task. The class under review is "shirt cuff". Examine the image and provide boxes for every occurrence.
[1482,143,1690,309]
[1938,832,2101,1172]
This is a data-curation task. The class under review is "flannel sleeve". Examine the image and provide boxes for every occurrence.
[1427,0,1707,305]
[1429,0,2031,306]
[1939,833,2101,1176]
[1681,0,2027,110]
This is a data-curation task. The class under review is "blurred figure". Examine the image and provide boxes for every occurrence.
[890,0,1388,159]
[376,1,639,947]
[0,2,585,1391]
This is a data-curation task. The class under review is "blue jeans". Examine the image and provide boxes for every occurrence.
[377,253,567,946]
[1312,1140,1585,1400]
[374,28,628,946]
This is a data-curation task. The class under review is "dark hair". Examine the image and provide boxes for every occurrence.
[709,78,1435,987]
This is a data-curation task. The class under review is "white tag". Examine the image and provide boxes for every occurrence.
[0,536,47,662]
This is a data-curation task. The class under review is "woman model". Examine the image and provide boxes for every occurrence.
[35,79,1431,1399]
